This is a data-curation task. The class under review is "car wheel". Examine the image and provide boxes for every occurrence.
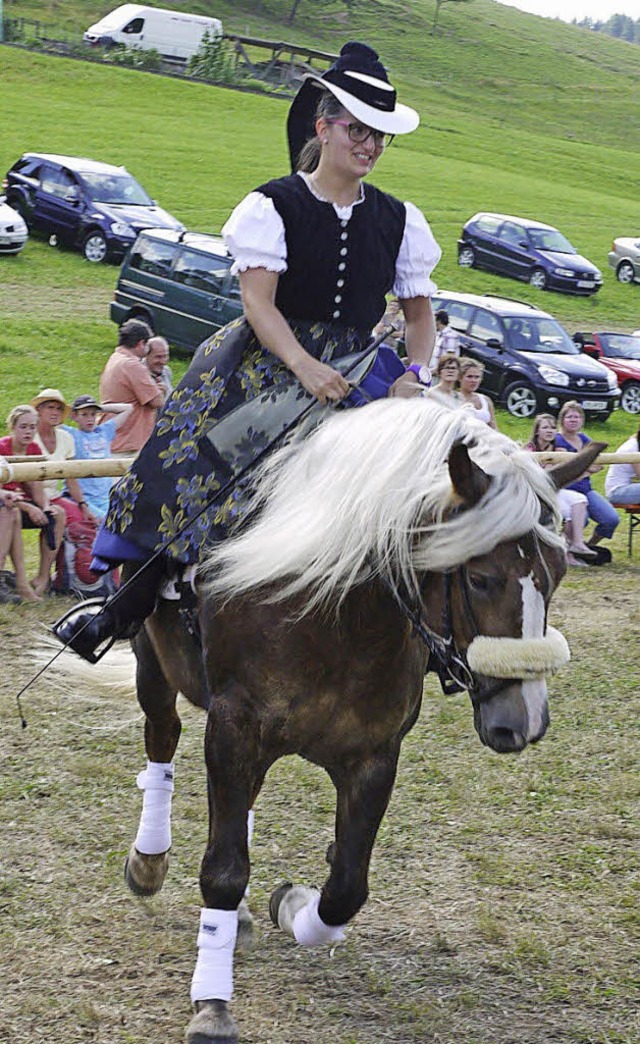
[83,230,108,263]
[458,245,475,268]
[129,309,155,333]
[620,380,640,414]
[529,267,548,290]
[616,261,636,284]
[504,381,538,418]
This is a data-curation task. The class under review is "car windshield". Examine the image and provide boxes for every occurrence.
[527,229,576,254]
[504,317,579,355]
[599,334,640,360]
[79,172,153,206]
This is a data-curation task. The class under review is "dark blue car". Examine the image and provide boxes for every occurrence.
[458,212,602,296]
[2,153,184,263]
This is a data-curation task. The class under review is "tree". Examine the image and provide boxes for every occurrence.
[432,0,473,34]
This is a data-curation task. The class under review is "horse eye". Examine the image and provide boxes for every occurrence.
[468,572,492,593]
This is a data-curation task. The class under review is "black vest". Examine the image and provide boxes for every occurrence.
[257,175,406,334]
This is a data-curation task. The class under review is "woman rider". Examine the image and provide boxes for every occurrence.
[54,41,442,662]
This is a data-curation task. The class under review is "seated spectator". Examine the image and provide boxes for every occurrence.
[431,310,460,370]
[458,358,497,429]
[32,388,94,526]
[0,486,38,603]
[524,414,596,566]
[425,355,462,407]
[63,396,134,521]
[0,405,65,596]
[604,424,640,505]
[145,336,173,395]
[555,401,619,548]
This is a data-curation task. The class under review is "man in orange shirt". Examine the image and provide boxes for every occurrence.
[100,320,167,456]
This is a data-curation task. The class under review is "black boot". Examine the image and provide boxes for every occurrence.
[52,599,122,663]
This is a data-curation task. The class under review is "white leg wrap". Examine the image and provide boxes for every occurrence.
[190,907,238,1003]
[244,809,255,897]
[134,761,174,855]
[292,892,346,947]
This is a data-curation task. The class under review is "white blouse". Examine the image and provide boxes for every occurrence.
[222,173,441,300]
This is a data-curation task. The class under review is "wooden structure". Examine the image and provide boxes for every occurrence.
[224,35,337,89]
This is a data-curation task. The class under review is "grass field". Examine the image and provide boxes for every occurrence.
[1,7,639,1041]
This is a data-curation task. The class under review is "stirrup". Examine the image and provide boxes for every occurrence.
[51,598,118,664]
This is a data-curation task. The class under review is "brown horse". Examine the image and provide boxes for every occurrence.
[91,400,601,1043]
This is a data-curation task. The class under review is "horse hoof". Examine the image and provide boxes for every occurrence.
[123,843,169,897]
[268,881,292,927]
[186,1000,238,1043]
[236,898,255,952]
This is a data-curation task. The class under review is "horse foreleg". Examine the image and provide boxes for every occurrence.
[270,750,399,946]
[186,684,265,1044]
[124,624,181,898]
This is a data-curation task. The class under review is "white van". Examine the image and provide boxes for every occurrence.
[83,4,222,61]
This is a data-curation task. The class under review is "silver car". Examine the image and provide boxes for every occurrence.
[608,237,640,284]
[0,197,28,255]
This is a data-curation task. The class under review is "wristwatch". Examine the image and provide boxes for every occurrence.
[406,363,432,386]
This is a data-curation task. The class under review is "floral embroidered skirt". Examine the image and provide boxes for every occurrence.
[95,317,369,566]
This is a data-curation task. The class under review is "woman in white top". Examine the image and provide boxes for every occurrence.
[458,358,497,429]
[604,425,640,505]
[54,41,443,663]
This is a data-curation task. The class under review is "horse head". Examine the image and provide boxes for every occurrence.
[416,437,606,754]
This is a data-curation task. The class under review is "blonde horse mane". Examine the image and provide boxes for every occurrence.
[204,399,563,612]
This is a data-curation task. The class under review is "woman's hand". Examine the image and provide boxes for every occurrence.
[292,355,351,406]
[2,490,24,506]
[22,502,47,526]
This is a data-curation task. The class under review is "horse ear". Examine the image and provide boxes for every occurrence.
[448,439,491,507]
[547,440,607,490]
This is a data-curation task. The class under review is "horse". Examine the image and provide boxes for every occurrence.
[77,399,602,1043]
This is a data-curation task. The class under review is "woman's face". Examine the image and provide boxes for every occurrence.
[537,418,556,444]
[562,409,584,433]
[460,367,482,392]
[12,412,38,449]
[440,359,460,383]
[319,109,384,179]
[38,400,65,427]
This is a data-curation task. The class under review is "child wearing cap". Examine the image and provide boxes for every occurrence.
[63,397,133,520]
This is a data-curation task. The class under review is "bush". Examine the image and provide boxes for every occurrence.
[102,44,163,71]
[187,30,236,85]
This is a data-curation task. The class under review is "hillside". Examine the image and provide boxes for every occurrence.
[2,0,640,425]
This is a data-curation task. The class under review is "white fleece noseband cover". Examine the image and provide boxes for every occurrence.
[466,625,570,680]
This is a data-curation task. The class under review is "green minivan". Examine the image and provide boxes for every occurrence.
[110,228,244,352]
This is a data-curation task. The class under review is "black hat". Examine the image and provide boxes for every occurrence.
[72,394,100,411]
[287,42,419,172]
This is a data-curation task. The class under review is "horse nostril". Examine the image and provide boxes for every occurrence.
[487,727,526,754]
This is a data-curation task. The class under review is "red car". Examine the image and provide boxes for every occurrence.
[574,331,640,414]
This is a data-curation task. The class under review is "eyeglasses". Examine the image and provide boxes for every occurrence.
[326,120,394,148]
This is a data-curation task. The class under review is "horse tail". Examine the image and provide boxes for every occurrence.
[36,631,138,699]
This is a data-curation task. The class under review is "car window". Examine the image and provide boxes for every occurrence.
[600,334,640,360]
[475,216,501,236]
[445,301,474,332]
[528,229,576,254]
[498,222,527,246]
[128,238,176,278]
[124,17,145,32]
[40,166,78,200]
[469,309,503,344]
[79,172,152,206]
[173,249,231,293]
[504,317,578,355]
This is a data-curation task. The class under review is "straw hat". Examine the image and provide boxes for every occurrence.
[287,41,420,171]
[31,388,71,420]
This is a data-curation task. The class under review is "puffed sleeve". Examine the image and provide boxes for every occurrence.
[222,192,288,276]
[393,202,442,299]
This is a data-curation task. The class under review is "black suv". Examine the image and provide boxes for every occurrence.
[458,212,602,296]
[2,153,184,263]
[431,290,619,419]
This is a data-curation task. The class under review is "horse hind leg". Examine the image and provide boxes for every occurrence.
[124,623,182,898]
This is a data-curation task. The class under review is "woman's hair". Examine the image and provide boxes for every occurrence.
[7,404,37,431]
[297,91,348,173]
[436,354,461,377]
[558,400,585,428]
[459,356,485,378]
[528,413,556,451]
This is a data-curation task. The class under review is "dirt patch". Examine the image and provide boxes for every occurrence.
[1,567,639,1043]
